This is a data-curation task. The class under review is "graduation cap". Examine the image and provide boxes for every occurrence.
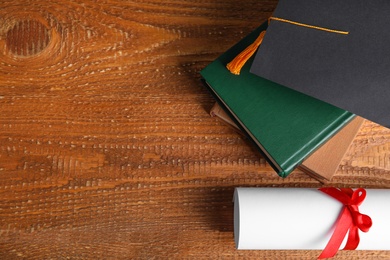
[228,0,390,128]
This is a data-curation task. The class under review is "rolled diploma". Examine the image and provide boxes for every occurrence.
[234,187,390,250]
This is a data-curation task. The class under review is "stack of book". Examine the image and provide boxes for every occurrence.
[209,103,363,182]
[200,0,388,181]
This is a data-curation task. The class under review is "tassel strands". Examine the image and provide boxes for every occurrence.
[226,30,266,75]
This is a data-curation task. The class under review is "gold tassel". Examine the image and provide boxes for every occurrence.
[226,16,348,75]
[226,30,266,75]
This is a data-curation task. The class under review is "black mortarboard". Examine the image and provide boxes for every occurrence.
[249,0,390,128]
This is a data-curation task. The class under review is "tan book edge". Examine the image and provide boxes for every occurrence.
[210,103,364,182]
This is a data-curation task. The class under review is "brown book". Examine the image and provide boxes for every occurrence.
[210,103,364,182]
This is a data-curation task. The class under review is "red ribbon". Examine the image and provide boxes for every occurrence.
[318,187,372,259]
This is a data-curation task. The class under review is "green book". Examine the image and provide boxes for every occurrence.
[200,23,354,177]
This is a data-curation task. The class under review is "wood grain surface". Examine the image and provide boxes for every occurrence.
[0,0,389,259]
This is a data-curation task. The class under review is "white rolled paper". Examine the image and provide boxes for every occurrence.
[234,187,390,250]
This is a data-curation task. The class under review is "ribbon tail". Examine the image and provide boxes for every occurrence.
[344,226,360,250]
[318,208,353,259]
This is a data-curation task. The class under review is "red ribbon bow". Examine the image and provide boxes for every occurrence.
[318,187,372,259]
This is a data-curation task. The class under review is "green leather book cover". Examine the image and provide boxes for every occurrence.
[200,23,354,177]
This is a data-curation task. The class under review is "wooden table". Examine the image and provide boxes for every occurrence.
[1,1,389,259]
